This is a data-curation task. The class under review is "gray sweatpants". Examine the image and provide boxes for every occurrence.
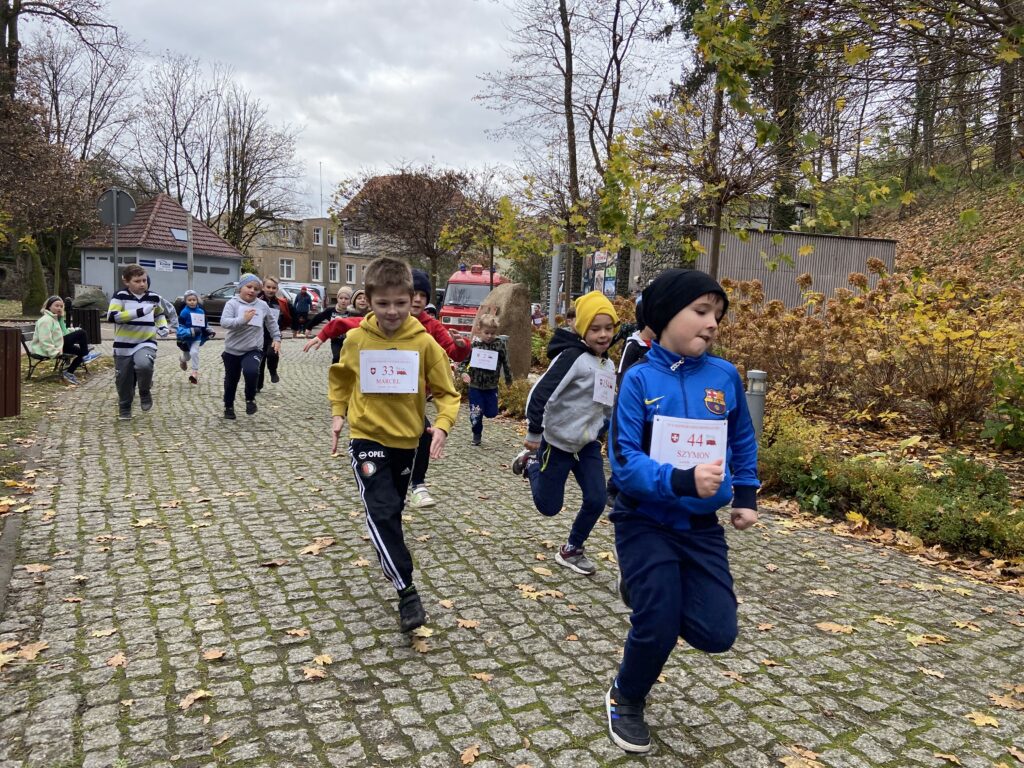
[114,347,156,411]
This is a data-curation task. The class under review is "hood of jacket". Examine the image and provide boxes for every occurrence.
[546,326,590,359]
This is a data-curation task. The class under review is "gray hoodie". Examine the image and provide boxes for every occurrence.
[525,327,616,452]
[221,296,281,355]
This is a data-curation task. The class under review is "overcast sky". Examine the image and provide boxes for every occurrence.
[86,0,533,215]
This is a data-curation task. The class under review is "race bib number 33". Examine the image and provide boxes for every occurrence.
[359,350,420,393]
[650,415,727,470]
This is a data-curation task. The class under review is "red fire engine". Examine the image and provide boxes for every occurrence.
[439,264,509,334]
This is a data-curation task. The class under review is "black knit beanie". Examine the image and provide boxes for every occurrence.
[411,269,431,297]
[642,269,729,339]
[634,296,645,330]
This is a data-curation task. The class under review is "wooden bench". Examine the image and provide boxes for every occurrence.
[20,327,88,381]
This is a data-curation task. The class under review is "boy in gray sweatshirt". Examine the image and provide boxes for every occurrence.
[220,274,281,419]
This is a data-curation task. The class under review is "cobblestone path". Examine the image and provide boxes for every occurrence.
[1,339,1022,767]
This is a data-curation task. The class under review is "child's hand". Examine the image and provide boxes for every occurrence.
[243,309,257,323]
[156,326,169,338]
[330,415,345,455]
[730,508,758,530]
[461,372,470,384]
[453,334,467,348]
[427,426,447,459]
[304,337,322,352]
[694,458,724,498]
[524,439,540,451]
[271,340,281,354]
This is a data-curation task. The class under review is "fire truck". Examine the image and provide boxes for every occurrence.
[438,263,509,334]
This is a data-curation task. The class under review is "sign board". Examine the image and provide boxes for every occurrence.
[98,188,136,227]
[155,259,174,272]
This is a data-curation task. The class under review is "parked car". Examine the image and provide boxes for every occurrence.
[173,283,300,323]
[279,282,324,313]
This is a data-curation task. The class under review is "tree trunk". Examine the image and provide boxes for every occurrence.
[768,14,799,231]
[1,0,21,100]
[615,245,631,296]
[995,60,1015,171]
[707,83,724,279]
[708,201,723,280]
[559,0,582,294]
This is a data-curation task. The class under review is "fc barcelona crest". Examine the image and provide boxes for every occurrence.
[704,388,726,415]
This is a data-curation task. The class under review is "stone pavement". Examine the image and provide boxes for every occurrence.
[1,338,1022,768]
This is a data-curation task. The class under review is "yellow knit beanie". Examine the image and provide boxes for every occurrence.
[573,291,619,336]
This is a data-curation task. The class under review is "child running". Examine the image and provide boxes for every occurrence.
[220,274,281,419]
[511,291,618,575]
[106,264,169,420]
[257,276,292,391]
[328,256,460,633]
[176,290,215,384]
[604,269,759,753]
[459,313,512,446]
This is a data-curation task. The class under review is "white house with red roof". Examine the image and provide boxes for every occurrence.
[77,193,244,297]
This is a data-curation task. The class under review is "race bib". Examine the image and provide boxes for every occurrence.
[268,307,281,323]
[650,415,727,470]
[190,314,206,328]
[593,370,616,406]
[470,347,498,371]
[247,307,264,327]
[359,350,419,393]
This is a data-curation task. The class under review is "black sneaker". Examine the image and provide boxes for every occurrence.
[398,592,426,633]
[117,409,131,421]
[271,373,280,383]
[245,400,257,415]
[472,437,481,446]
[617,572,632,609]
[511,449,535,476]
[606,682,651,753]
[139,392,153,411]
[224,407,236,420]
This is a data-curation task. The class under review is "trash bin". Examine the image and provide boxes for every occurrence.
[75,308,102,345]
[1,327,22,418]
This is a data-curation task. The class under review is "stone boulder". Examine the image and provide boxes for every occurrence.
[71,287,109,310]
[474,282,533,380]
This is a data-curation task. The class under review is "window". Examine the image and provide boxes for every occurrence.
[327,229,335,247]
[169,227,188,241]
[345,263,355,283]
[330,262,340,283]
[280,259,294,279]
[310,260,322,281]
[313,227,322,245]
[210,266,230,275]
[346,233,361,250]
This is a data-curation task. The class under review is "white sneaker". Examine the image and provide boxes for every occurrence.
[408,486,436,508]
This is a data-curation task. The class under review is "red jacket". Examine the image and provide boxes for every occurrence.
[418,313,470,362]
[318,315,363,342]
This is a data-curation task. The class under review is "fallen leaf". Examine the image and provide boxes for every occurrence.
[989,692,1024,711]
[62,596,83,603]
[18,641,48,660]
[0,641,17,653]
[965,711,998,728]
[721,670,746,683]
[285,628,310,638]
[765,563,779,572]
[411,626,434,637]
[259,559,288,568]
[299,536,335,556]
[757,623,774,631]
[456,618,480,629]
[872,615,899,626]
[0,651,18,670]
[932,753,960,765]
[207,598,224,606]
[807,589,839,597]
[952,620,981,632]
[212,732,232,747]
[815,622,854,634]
[202,649,225,661]
[920,667,945,679]
[532,566,553,577]
[120,699,134,707]
[353,558,370,567]
[131,518,156,528]
[565,633,579,641]
[438,599,454,609]
[762,659,781,667]
[106,651,127,668]
[313,654,333,666]
[410,636,430,653]
[90,628,117,638]
[908,633,948,647]
[595,551,616,562]
[471,672,494,682]
[302,666,327,680]
[415,534,431,542]
[179,689,212,710]
[23,563,51,574]
[534,553,546,561]
[1008,745,1024,763]
[461,744,481,765]
[160,499,182,509]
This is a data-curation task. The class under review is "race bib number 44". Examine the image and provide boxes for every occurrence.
[359,350,420,393]
[650,415,727,470]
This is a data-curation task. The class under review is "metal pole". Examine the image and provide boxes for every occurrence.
[548,244,563,326]
[111,188,120,294]
[186,213,194,291]
[745,369,767,441]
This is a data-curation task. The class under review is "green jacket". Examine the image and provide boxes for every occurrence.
[29,310,68,358]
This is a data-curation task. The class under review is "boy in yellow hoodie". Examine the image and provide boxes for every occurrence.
[329,256,460,633]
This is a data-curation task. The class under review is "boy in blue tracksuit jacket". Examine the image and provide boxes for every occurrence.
[176,290,215,384]
[604,269,759,754]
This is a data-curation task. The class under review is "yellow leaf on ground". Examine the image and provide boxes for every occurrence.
[23,563,51,574]
[1008,745,1024,762]
[299,536,335,556]
[965,711,999,728]
[933,754,960,765]
[179,689,212,710]
[762,659,781,667]
[353,558,370,567]
[411,626,434,638]
[202,649,225,661]
[410,637,430,653]
[908,633,948,647]
[207,598,224,606]
[0,651,18,670]
[534,553,546,561]
[721,670,746,683]
[18,641,48,660]
[63,596,83,603]
[989,692,1024,711]
[565,634,579,641]
[0,641,17,653]
[807,589,839,597]
[212,732,232,747]
[461,744,481,765]
[815,622,855,634]
[131,518,155,528]
[106,651,127,668]
[920,667,945,679]
[438,599,454,609]
[532,566,553,577]
[952,620,981,632]
[456,618,480,629]
[765,563,779,572]
[285,628,310,638]
[313,654,333,666]
[757,623,774,631]
[471,672,494,682]
[595,551,616,562]
[259,559,288,568]
[90,628,117,638]
[873,615,899,626]
[302,666,327,680]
